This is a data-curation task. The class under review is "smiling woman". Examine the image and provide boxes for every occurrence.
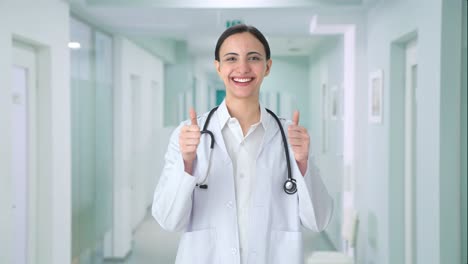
[0,1,464,264]
[152,24,334,264]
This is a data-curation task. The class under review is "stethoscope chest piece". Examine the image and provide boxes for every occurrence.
[283,178,297,194]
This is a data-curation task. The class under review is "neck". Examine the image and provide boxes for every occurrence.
[225,97,261,135]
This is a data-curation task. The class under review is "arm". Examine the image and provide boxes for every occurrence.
[295,157,334,232]
[286,113,333,232]
[152,124,197,232]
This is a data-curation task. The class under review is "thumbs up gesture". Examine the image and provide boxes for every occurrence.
[179,108,201,175]
[288,111,310,175]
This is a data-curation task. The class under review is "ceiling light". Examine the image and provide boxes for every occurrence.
[68,42,81,49]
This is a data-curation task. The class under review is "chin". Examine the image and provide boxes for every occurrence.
[230,90,257,99]
[229,88,259,98]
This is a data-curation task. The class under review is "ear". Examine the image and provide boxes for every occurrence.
[264,59,272,77]
[214,60,221,75]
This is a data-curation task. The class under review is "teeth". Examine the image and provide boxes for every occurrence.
[233,78,252,83]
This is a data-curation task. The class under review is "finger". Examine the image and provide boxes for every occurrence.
[182,137,200,145]
[186,125,201,132]
[189,108,198,126]
[181,133,201,142]
[292,110,300,126]
[289,137,308,146]
[288,133,304,140]
[184,146,198,152]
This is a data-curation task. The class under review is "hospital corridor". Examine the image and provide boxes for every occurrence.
[0,0,466,264]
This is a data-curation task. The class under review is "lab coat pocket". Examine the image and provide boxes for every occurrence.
[268,230,303,264]
[175,229,216,264]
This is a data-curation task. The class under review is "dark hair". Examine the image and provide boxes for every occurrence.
[214,24,271,61]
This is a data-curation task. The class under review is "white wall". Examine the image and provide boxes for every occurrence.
[262,56,310,127]
[192,55,214,114]
[108,36,165,258]
[0,1,70,264]
[461,2,467,262]
[364,0,463,263]
[308,37,345,249]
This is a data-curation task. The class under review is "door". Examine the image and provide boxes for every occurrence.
[11,41,38,264]
[404,39,418,264]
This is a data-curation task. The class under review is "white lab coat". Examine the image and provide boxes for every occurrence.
[152,108,333,264]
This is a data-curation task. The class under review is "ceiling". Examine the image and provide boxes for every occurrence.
[69,0,375,63]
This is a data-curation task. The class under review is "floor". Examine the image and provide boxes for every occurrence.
[103,212,182,264]
[99,209,334,264]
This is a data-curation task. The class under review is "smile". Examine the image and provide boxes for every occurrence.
[232,77,253,83]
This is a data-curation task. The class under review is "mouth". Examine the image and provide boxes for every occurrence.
[232,77,254,85]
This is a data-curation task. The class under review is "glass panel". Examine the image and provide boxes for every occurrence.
[70,16,114,262]
[71,17,93,260]
[94,30,114,245]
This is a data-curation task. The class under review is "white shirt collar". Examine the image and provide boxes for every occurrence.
[216,99,270,131]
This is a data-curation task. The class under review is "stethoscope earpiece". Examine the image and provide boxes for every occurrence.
[283,179,297,194]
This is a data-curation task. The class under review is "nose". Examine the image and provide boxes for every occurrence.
[236,58,251,74]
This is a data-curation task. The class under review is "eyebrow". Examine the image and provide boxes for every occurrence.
[222,51,264,57]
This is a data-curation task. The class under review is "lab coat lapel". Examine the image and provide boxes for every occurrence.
[256,114,281,159]
[206,112,230,163]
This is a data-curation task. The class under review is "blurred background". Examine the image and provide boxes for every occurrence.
[0,0,466,264]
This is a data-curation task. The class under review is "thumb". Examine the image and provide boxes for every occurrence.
[189,108,198,126]
[292,110,300,126]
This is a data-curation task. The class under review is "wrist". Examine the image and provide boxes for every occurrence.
[297,159,308,176]
[184,159,194,175]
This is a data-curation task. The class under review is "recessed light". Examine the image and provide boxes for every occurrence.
[68,42,81,49]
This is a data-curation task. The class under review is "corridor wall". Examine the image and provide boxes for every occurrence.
[460,1,467,262]
[164,42,193,126]
[0,1,71,264]
[363,0,464,263]
[262,56,311,128]
[307,37,344,250]
[108,36,165,259]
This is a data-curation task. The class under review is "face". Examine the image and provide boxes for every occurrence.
[215,32,272,101]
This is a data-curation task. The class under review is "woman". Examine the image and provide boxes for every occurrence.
[152,24,333,264]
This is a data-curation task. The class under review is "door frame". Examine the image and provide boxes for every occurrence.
[12,40,38,264]
[404,39,417,264]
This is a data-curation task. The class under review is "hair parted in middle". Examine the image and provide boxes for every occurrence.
[214,24,271,62]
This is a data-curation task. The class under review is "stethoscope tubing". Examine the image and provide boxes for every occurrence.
[195,106,297,194]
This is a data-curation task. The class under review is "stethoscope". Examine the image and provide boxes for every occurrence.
[196,106,297,195]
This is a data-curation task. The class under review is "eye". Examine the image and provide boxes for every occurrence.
[224,56,237,62]
[248,56,262,61]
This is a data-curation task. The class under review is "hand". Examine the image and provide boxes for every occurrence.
[179,108,201,174]
[288,111,310,175]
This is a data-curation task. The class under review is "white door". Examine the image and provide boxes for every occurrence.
[404,39,418,264]
[11,42,37,264]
